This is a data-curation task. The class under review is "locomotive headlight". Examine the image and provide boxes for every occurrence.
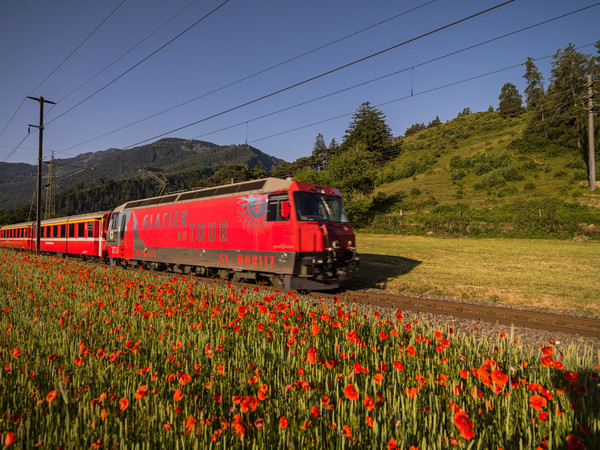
[279,252,288,263]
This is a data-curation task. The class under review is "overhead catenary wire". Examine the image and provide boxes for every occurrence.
[48,47,597,204]
[55,0,439,155]
[53,1,599,158]
[248,43,597,145]
[44,0,232,127]
[52,0,200,107]
[117,0,517,151]
[0,0,128,140]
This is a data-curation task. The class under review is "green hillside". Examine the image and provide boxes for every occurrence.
[0,138,283,216]
[367,110,600,238]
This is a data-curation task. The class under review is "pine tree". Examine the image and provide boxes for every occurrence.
[523,57,544,111]
[312,133,328,171]
[543,44,591,148]
[498,82,523,117]
[341,102,393,163]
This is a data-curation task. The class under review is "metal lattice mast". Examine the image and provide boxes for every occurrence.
[44,151,57,219]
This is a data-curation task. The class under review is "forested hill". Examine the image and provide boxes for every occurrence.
[0,138,283,213]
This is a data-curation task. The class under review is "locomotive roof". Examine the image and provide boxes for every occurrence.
[114,177,293,212]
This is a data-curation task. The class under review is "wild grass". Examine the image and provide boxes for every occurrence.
[0,249,598,449]
[355,233,600,314]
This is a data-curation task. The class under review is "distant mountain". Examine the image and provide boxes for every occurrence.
[0,138,284,211]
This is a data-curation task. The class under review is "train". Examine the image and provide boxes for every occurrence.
[0,178,359,290]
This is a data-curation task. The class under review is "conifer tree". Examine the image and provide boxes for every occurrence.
[523,57,544,111]
[341,102,393,163]
[498,83,523,117]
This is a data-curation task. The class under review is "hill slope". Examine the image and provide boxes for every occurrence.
[368,111,600,238]
[0,139,283,211]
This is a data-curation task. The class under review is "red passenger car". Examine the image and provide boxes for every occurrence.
[0,221,34,251]
[38,211,111,258]
[106,178,358,290]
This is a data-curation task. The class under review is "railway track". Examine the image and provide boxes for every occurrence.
[51,253,600,339]
[311,290,600,339]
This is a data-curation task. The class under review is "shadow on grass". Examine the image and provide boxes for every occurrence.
[348,252,421,290]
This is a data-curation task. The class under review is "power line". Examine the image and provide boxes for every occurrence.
[248,44,597,144]
[0,0,128,140]
[53,0,199,107]
[56,0,439,155]
[55,1,597,157]
[119,0,517,150]
[44,0,232,127]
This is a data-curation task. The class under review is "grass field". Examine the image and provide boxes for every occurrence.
[355,233,600,314]
[0,249,598,448]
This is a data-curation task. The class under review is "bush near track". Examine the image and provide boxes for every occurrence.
[0,249,598,448]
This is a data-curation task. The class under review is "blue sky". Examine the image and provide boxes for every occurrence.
[0,0,598,165]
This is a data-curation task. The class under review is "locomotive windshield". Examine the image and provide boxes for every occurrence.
[293,192,349,223]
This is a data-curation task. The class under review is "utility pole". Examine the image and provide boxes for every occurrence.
[587,75,596,192]
[27,96,56,253]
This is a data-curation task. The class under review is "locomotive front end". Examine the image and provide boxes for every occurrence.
[288,183,359,290]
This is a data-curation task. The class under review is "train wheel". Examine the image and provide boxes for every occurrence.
[217,269,230,280]
[269,275,284,288]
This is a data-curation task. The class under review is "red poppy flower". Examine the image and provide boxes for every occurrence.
[363,395,375,411]
[344,384,359,401]
[379,331,388,340]
[179,373,191,385]
[393,361,404,371]
[4,432,16,447]
[310,406,320,418]
[373,373,384,385]
[387,438,398,449]
[406,346,416,356]
[174,389,183,402]
[491,370,508,386]
[366,416,374,427]
[529,394,547,411]
[119,397,129,411]
[134,385,148,399]
[564,370,579,383]
[46,391,58,403]
[566,434,585,450]
[342,425,352,437]
[279,416,289,430]
[405,387,418,400]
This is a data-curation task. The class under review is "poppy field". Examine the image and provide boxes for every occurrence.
[1,249,599,449]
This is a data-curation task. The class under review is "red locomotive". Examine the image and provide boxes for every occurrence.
[0,178,358,290]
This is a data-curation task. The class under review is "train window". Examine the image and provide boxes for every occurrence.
[88,222,94,237]
[68,224,74,237]
[293,192,349,223]
[60,225,65,238]
[109,213,120,230]
[267,194,291,222]
[78,222,85,237]
[120,214,126,233]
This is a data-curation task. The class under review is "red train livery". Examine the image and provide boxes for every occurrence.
[0,178,358,290]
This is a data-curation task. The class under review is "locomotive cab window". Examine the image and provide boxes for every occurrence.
[267,194,291,222]
[293,192,349,223]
